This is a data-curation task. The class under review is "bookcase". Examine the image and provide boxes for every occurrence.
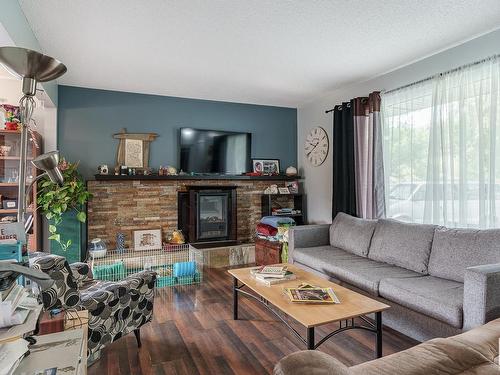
[261,193,305,225]
[0,130,42,251]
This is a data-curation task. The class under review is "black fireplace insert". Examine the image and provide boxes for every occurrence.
[178,186,237,243]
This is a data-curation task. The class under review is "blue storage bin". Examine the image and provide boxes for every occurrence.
[173,261,197,277]
[0,242,22,262]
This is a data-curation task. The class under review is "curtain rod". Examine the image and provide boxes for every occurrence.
[324,53,499,113]
[383,53,499,95]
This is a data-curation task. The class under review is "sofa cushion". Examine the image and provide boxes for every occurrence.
[329,213,377,257]
[350,334,495,375]
[368,219,436,274]
[379,276,464,328]
[292,246,420,295]
[428,227,500,283]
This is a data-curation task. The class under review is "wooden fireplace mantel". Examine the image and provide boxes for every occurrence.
[93,174,301,181]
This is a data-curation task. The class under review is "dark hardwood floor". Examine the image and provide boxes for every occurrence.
[89,266,419,375]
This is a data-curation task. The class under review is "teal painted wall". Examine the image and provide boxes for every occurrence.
[0,0,58,105]
[58,85,297,178]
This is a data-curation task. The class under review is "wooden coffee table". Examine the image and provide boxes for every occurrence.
[228,263,390,357]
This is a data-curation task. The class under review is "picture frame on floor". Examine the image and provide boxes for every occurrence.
[133,228,162,251]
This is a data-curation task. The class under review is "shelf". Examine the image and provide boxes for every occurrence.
[0,182,34,187]
[271,213,303,217]
[0,208,33,214]
[0,156,34,160]
[263,193,302,196]
[94,174,302,181]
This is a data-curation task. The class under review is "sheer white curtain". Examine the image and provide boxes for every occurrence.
[382,56,500,228]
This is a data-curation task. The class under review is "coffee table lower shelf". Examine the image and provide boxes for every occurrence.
[232,277,383,357]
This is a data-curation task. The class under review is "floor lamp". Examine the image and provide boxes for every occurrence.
[0,46,66,240]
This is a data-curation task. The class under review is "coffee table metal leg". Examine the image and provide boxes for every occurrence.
[307,327,315,350]
[233,276,238,320]
[375,311,383,358]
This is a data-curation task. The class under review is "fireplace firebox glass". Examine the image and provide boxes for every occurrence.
[197,193,229,240]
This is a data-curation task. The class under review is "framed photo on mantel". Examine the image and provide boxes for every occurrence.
[113,128,158,170]
[252,159,280,175]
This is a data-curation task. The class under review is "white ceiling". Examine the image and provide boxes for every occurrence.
[18,0,500,108]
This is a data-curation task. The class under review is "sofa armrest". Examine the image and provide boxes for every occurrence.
[80,270,157,305]
[463,263,500,330]
[274,350,349,375]
[288,224,330,263]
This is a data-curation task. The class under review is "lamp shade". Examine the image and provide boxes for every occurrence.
[0,46,67,83]
[32,151,64,186]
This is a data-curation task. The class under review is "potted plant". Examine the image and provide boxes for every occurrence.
[37,158,92,263]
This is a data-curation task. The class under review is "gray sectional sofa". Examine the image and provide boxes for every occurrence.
[288,213,500,341]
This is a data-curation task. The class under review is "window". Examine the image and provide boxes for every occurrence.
[382,56,500,228]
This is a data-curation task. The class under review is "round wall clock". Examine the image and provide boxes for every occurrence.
[304,126,329,166]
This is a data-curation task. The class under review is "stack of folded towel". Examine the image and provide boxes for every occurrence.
[256,216,295,242]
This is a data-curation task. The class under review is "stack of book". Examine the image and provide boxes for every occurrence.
[271,208,302,216]
[250,265,296,286]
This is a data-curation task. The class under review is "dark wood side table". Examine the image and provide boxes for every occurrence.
[255,237,282,265]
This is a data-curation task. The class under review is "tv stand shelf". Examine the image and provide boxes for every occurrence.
[94,174,301,181]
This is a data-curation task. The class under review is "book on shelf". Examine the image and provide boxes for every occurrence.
[283,283,341,304]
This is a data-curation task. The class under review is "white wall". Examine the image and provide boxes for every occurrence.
[298,28,500,224]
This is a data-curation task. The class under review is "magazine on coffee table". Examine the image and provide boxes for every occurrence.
[284,284,340,304]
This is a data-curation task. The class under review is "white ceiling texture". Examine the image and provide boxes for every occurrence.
[17,0,500,107]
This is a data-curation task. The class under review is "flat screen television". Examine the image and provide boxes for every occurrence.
[179,128,252,174]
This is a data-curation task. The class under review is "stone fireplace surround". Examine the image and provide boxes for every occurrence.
[87,175,300,250]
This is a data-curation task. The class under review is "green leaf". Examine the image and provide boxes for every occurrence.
[76,211,86,223]
[48,234,60,242]
[66,239,72,248]
[48,224,57,233]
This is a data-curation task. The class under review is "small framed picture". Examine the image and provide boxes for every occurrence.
[278,187,290,194]
[286,181,299,194]
[252,159,280,175]
[133,229,162,251]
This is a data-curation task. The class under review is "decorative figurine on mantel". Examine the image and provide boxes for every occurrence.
[113,128,158,173]
[116,232,126,254]
[285,166,298,176]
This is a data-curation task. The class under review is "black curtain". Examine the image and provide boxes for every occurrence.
[332,101,357,218]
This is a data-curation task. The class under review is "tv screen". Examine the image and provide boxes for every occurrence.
[179,128,252,174]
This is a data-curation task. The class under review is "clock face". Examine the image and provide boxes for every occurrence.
[304,126,329,167]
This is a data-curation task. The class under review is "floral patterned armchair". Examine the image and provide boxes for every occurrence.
[30,252,156,358]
